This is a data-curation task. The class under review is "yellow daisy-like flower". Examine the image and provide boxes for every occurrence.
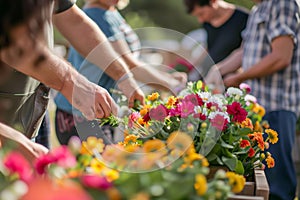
[137,117,145,125]
[226,172,246,193]
[90,158,105,174]
[80,137,104,155]
[167,131,193,153]
[265,129,278,144]
[266,155,275,168]
[166,96,177,107]
[194,174,207,196]
[147,92,160,101]
[124,134,138,144]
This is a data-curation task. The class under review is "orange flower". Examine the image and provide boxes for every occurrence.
[166,96,177,107]
[240,139,251,148]
[239,118,253,130]
[147,92,159,101]
[266,155,275,168]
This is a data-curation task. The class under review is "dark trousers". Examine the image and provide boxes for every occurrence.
[36,112,50,148]
[55,108,114,145]
[264,110,297,200]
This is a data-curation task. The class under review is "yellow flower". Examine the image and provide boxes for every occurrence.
[140,105,151,116]
[266,155,275,168]
[265,129,278,144]
[167,131,193,154]
[143,139,166,153]
[252,103,265,117]
[166,96,177,107]
[80,137,104,155]
[90,158,105,174]
[226,172,246,193]
[147,92,160,101]
[103,169,119,181]
[253,121,263,132]
[194,174,207,196]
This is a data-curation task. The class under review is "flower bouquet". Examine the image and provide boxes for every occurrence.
[102,81,278,178]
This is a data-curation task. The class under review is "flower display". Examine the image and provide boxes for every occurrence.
[0,133,245,200]
[102,81,278,178]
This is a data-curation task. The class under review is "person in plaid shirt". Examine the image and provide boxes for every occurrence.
[206,0,300,199]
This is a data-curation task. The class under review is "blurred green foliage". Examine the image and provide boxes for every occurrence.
[120,0,254,34]
[55,0,254,43]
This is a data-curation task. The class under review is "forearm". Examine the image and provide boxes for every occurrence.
[53,5,130,81]
[217,47,243,76]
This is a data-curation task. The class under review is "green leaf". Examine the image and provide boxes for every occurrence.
[221,156,238,171]
[235,160,245,175]
[220,138,234,149]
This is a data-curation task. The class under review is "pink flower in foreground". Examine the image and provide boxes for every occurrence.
[227,102,247,123]
[81,174,113,190]
[4,151,33,183]
[35,146,76,174]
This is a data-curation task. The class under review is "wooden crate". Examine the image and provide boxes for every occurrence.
[229,169,269,200]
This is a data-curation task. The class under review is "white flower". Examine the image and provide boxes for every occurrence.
[198,92,212,102]
[226,87,243,96]
[244,94,257,103]
[208,111,230,121]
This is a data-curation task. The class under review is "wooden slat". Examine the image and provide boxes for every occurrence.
[254,169,269,200]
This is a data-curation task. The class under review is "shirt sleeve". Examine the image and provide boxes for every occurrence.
[267,0,299,46]
[84,9,124,42]
[54,0,76,14]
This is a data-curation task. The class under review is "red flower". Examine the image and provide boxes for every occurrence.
[240,140,251,148]
[226,102,247,123]
[248,148,255,158]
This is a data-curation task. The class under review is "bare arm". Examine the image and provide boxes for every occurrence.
[224,36,294,87]
[0,123,48,161]
[53,4,144,107]
[1,24,117,119]
[110,40,187,93]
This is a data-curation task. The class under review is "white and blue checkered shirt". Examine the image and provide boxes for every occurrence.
[242,0,300,116]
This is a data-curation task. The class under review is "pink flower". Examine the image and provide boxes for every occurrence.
[180,101,195,118]
[226,102,247,123]
[149,104,168,122]
[183,94,204,106]
[35,146,76,174]
[4,151,33,183]
[128,112,141,128]
[210,114,228,131]
[239,83,251,93]
[81,174,113,190]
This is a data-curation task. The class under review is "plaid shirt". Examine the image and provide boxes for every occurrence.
[242,0,300,116]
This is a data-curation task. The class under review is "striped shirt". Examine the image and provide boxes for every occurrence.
[242,0,300,116]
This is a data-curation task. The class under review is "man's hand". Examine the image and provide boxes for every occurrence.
[223,73,243,87]
[117,77,145,108]
[60,70,118,120]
